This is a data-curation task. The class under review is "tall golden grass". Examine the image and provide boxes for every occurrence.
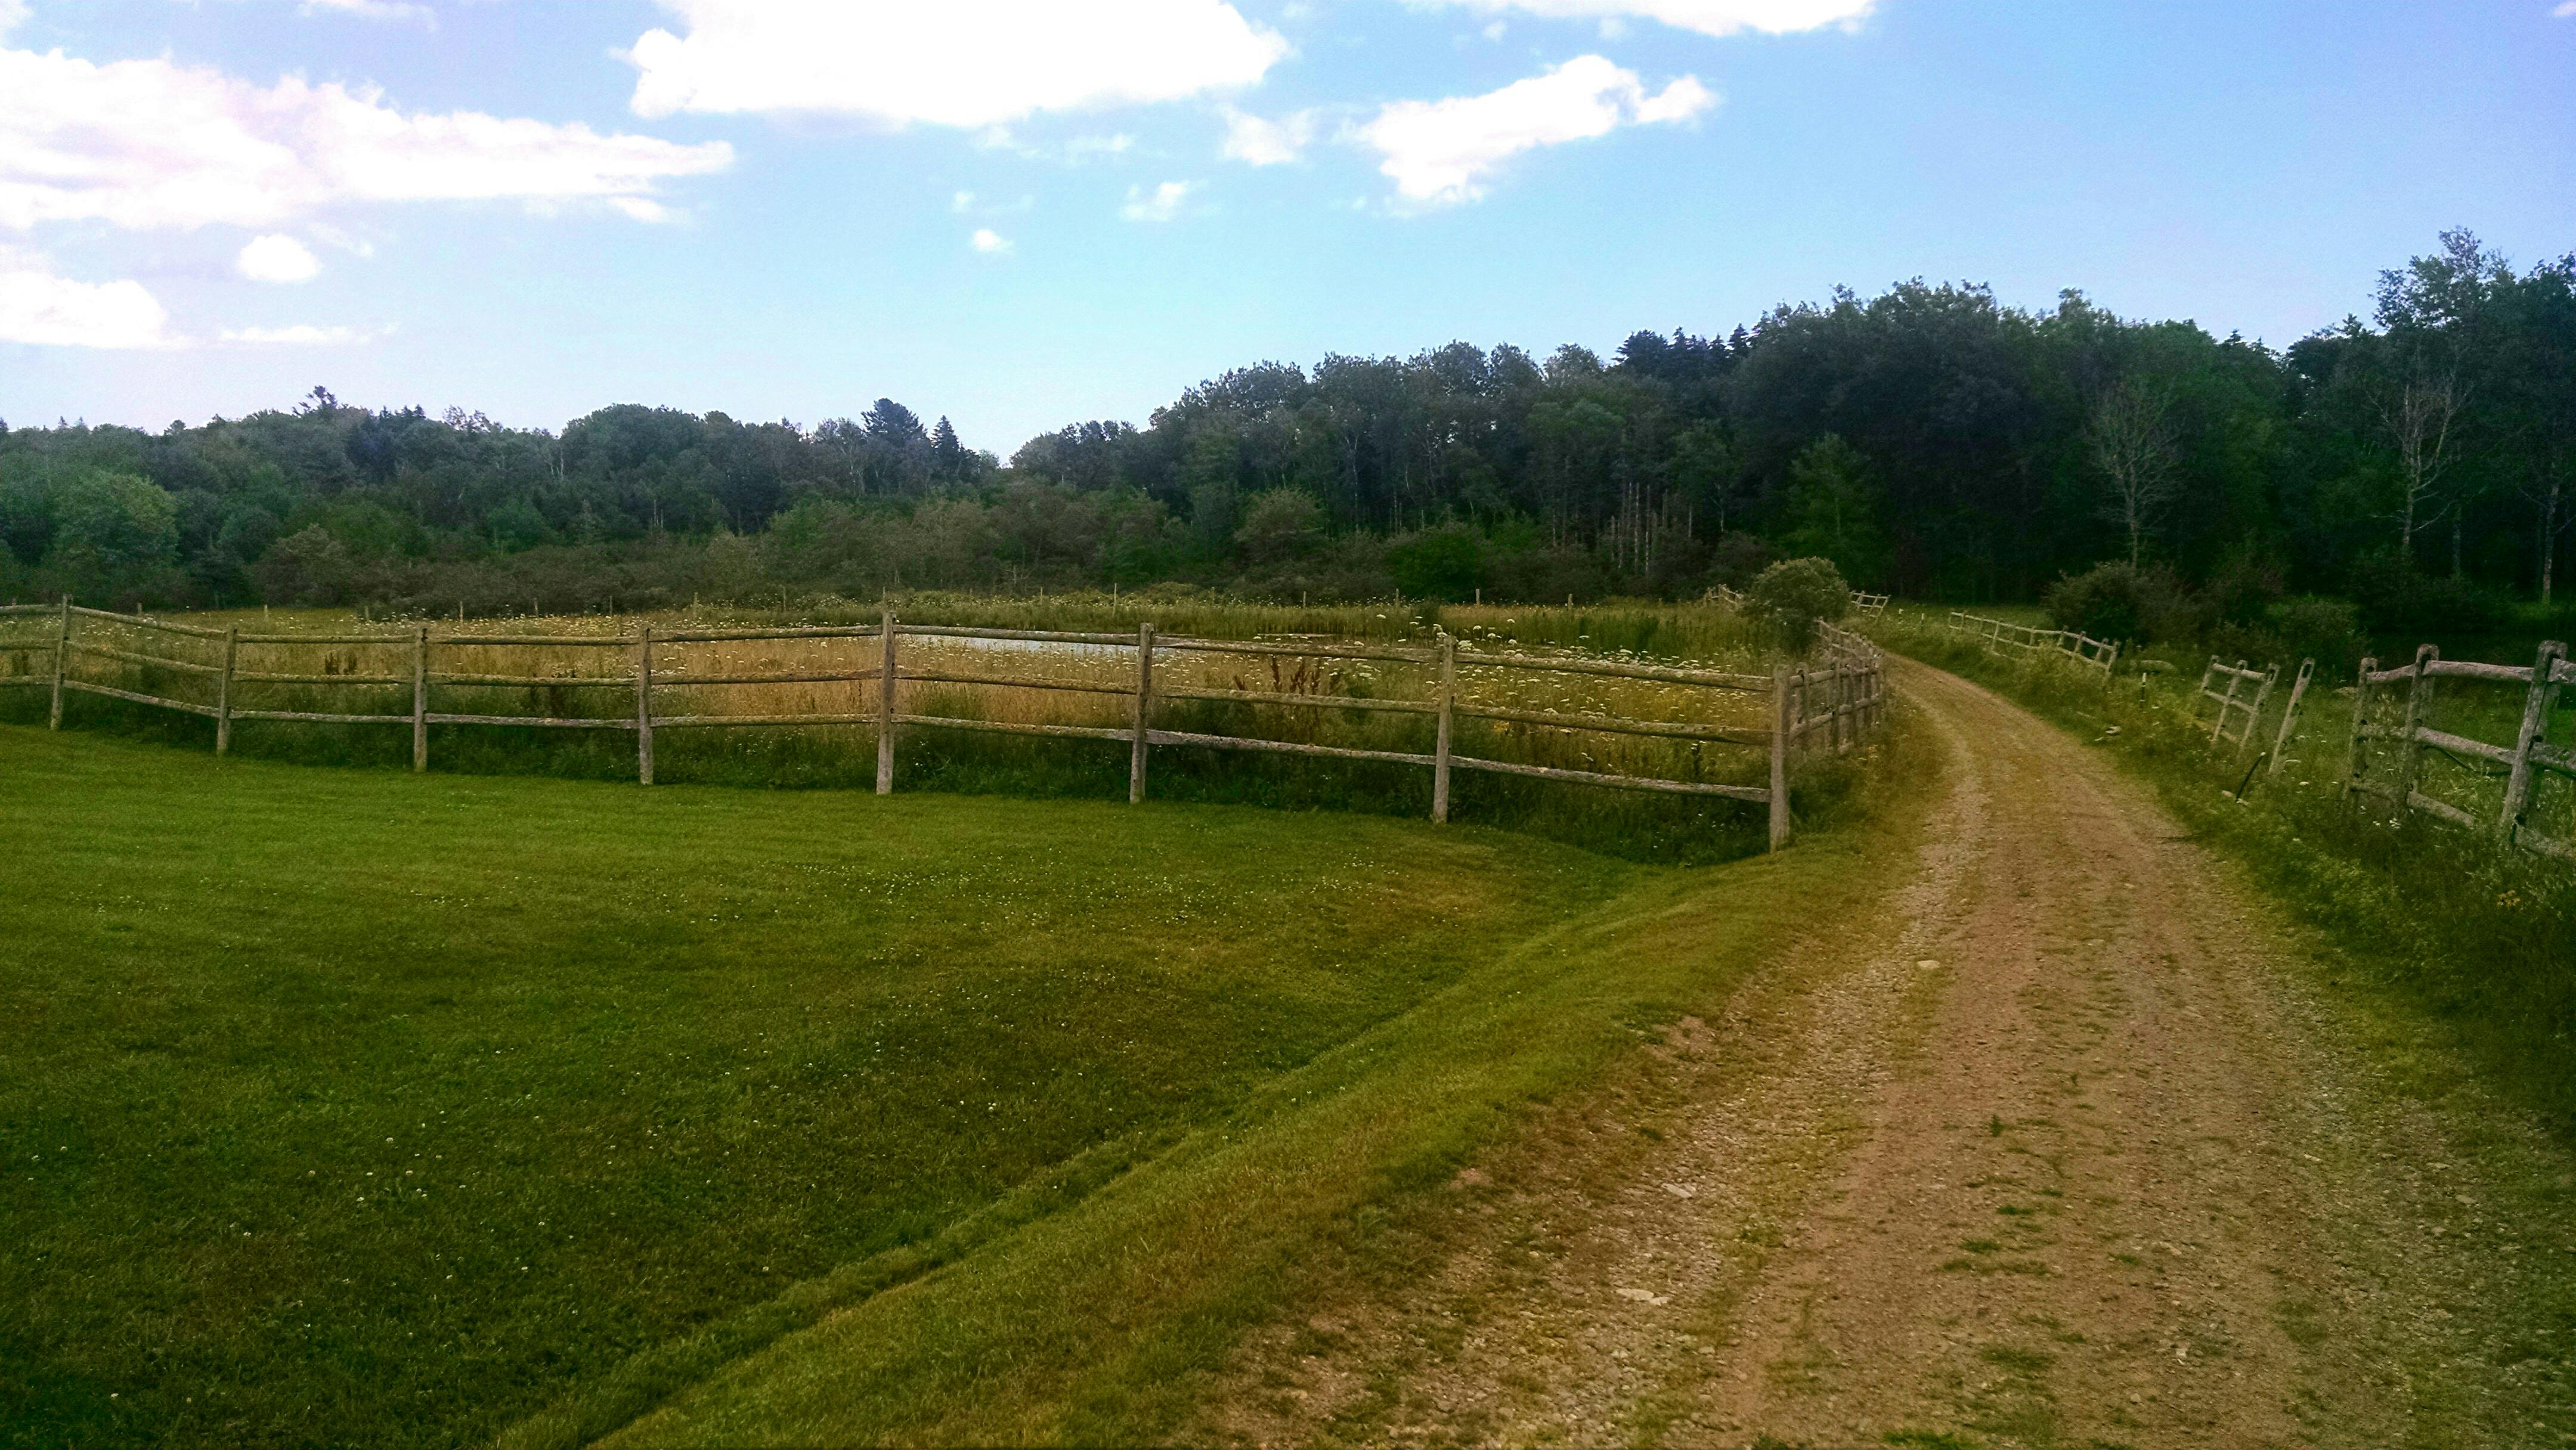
[26,599,1789,791]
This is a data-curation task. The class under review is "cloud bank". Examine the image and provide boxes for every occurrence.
[237,233,321,282]
[0,44,733,232]
[1360,56,1714,206]
[1221,105,1320,166]
[1429,0,1874,38]
[626,0,1287,128]
[1120,180,1196,222]
[0,250,176,348]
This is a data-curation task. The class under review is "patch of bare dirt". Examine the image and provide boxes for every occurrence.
[1191,659,2576,1449]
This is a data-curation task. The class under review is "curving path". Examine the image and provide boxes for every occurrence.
[1200,658,2575,1448]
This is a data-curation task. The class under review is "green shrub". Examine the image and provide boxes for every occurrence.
[2042,561,2197,643]
[2348,552,2509,637]
[2271,595,2363,673]
[2206,553,2286,626]
[1386,524,1486,602]
[1745,556,1849,652]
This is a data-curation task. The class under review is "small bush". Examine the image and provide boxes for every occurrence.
[1705,531,1773,589]
[2205,620,2288,670]
[1746,556,1850,652]
[2348,553,2509,637]
[2042,562,2197,643]
[1386,524,1486,602]
[2271,595,2363,673]
[2205,553,2286,626]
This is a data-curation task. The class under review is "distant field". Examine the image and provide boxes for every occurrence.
[0,726,1648,1448]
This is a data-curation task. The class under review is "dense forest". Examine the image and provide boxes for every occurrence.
[4,230,2569,639]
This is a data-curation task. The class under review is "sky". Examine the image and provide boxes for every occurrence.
[1,0,2571,456]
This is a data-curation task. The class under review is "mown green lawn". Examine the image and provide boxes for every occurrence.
[0,726,1643,1449]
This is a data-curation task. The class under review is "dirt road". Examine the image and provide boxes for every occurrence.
[1201,660,2575,1448]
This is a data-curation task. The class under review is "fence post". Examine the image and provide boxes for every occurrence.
[2498,640,2566,845]
[48,595,69,729]
[1432,631,1455,823]
[1129,622,1154,804]
[2395,644,2437,808]
[876,610,897,795]
[216,627,237,755]
[2344,656,2378,806]
[2237,665,2278,758]
[2209,659,2246,744]
[411,624,429,772]
[1768,665,1792,851]
[635,624,654,787]
[2267,659,2315,780]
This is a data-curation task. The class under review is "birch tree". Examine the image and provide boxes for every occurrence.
[2089,377,2178,566]
[2379,373,2464,566]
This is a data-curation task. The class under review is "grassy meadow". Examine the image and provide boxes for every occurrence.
[0,670,1924,1448]
[0,723,1634,1448]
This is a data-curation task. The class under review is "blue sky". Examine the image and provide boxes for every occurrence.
[2,1,2571,455]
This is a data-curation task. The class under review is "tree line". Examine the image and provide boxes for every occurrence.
[3,229,2568,633]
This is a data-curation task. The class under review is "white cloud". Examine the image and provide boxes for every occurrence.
[0,0,26,35]
[952,189,976,213]
[1220,106,1318,165]
[1066,132,1135,160]
[972,128,1137,165]
[0,250,179,348]
[237,233,321,283]
[2556,2,2576,17]
[1427,0,1874,38]
[299,0,436,23]
[970,227,1013,254]
[1120,180,1196,222]
[220,323,374,345]
[0,44,733,232]
[305,222,376,258]
[1359,56,1715,206]
[624,1,1288,128]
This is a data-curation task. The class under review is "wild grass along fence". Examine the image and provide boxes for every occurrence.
[1,600,1889,851]
[1877,605,2572,867]
[2142,640,2569,863]
[2166,639,2568,861]
[2345,641,2575,860]
[1941,611,2121,678]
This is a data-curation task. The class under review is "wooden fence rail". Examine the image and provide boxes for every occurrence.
[1939,611,2120,678]
[2196,657,2278,755]
[2,602,1896,851]
[2345,640,2575,861]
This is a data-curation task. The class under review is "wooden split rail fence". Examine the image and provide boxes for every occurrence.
[1942,611,2120,678]
[2345,640,2575,860]
[0,600,1893,851]
[2196,658,2277,754]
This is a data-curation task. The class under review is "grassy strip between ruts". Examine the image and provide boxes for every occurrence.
[558,707,1931,1447]
[1872,617,2576,1141]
